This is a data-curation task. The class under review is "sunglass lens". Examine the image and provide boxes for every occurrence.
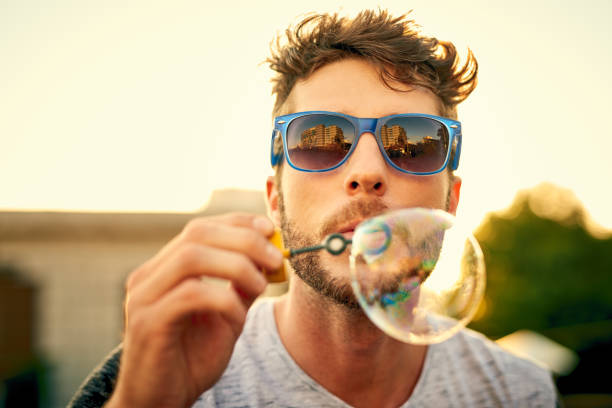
[286,114,355,171]
[380,117,449,173]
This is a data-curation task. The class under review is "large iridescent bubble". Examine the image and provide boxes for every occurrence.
[349,208,485,345]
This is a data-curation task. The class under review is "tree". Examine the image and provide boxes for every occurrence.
[469,183,612,394]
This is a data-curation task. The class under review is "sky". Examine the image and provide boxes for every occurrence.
[2,0,611,232]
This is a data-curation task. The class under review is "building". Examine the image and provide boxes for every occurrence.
[380,124,408,150]
[298,124,344,150]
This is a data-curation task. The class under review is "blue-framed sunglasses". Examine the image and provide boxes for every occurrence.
[270,111,462,175]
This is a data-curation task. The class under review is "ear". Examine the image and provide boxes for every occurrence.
[266,175,281,228]
[447,175,462,216]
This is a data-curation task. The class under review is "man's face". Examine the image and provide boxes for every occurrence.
[267,58,461,308]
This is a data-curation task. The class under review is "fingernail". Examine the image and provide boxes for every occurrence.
[253,217,273,235]
[267,244,283,266]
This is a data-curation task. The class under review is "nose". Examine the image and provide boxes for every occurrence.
[343,133,388,197]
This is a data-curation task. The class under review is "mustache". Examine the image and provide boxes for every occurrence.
[318,199,389,238]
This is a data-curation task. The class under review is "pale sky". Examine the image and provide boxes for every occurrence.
[2,0,611,232]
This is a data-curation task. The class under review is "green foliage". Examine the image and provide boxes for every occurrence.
[469,184,612,347]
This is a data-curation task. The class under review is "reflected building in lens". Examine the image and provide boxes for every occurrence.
[381,125,445,158]
[381,125,408,157]
[420,126,446,154]
[421,136,438,154]
[298,124,345,150]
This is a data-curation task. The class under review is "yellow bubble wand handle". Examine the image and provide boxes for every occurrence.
[262,230,351,283]
[262,230,289,283]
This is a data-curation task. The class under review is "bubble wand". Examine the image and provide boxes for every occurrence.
[263,232,353,282]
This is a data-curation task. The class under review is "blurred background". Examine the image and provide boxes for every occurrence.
[1,0,611,407]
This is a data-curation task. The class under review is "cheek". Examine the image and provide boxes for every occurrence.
[424,174,451,206]
[281,172,327,224]
[390,173,450,208]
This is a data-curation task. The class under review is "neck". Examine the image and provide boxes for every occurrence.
[274,278,427,408]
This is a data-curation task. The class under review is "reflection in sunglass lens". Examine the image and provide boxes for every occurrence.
[381,117,449,173]
[286,115,355,170]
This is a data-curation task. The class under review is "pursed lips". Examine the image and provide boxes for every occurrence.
[335,219,364,239]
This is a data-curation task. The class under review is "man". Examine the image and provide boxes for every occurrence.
[70,10,557,407]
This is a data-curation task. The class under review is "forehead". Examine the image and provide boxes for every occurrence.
[289,58,442,118]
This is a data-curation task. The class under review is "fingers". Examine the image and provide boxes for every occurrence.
[131,244,268,307]
[124,213,282,325]
[127,213,279,291]
[152,279,248,337]
[181,221,282,270]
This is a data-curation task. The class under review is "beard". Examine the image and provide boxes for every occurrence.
[278,193,389,309]
[276,171,453,310]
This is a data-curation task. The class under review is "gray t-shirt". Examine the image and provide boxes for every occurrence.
[195,298,557,408]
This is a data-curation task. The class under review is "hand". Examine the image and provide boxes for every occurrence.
[106,214,282,408]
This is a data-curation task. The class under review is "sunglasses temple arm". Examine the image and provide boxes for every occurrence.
[452,132,462,171]
[270,129,283,167]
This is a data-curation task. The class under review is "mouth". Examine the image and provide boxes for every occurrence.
[335,220,364,239]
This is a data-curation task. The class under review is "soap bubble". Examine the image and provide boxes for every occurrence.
[349,208,485,345]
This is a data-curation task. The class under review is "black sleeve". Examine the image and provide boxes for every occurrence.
[67,344,123,408]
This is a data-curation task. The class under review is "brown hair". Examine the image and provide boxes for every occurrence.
[267,9,478,119]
